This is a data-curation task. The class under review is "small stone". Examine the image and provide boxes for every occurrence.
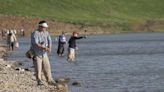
[57,83,68,91]
[15,67,21,71]
[0,58,4,61]
[6,64,11,68]
[20,69,25,72]
[0,67,3,71]
[24,68,30,71]
[72,81,81,86]
[64,78,71,83]
[18,62,23,66]
[56,77,71,84]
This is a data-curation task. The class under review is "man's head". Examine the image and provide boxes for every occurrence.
[73,32,78,37]
[38,20,48,31]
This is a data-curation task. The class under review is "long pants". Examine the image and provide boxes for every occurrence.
[57,45,65,55]
[67,48,75,61]
[33,55,53,82]
[10,42,14,51]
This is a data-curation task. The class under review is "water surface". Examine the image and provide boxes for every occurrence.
[8,32,164,92]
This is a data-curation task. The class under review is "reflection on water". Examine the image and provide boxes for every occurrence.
[8,33,164,92]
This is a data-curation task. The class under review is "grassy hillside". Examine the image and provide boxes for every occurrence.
[0,0,164,26]
[0,0,164,35]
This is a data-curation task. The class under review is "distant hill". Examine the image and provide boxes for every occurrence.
[0,0,164,35]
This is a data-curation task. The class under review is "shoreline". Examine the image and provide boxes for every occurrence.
[0,45,68,92]
[1,14,164,37]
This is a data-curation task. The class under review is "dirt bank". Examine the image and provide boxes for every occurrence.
[0,14,108,36]
[1,14,164,37]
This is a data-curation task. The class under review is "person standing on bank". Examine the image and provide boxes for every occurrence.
[67,32,86,62]
[57,32,67,56]
[31,20,56,85]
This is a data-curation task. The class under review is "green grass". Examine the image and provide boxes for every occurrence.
[0,0,164,26]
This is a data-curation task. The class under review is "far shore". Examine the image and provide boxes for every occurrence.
[1,15,164,37]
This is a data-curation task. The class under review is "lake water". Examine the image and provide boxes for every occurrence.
[7,32,164,92]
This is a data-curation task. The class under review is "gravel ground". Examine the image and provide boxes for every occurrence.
[0,45,68,92]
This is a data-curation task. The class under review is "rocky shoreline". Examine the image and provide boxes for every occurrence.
[0,45,68,92]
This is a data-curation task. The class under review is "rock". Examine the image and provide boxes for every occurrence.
[24,68,30,71]
[5,64,11,68]
[56,83,69,91]
[0,58,4,61]
[14,62,23,66]
[15,67,24,72]
[55,78,70,83]
[18,62,23,66]
[15,67,21,71]
[64,77,71,83]
[72,81,81,86]
[0,67,3,71]
[20,69,25,72]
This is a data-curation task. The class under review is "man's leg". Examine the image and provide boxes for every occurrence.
[69,48,75,61]
[59,47,63,56]
[57,45,60,55]
[42,56,54,84]
[71,49,75,61]
[61,46,64,56]
[62,46,65,55]
[11,42,14,51]
[33,56,43,85]
[67,48,71,61]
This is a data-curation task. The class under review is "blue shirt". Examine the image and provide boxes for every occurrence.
[59,34,66,42]
[31,30,52,57]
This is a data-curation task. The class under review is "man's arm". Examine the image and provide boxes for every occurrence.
[31,32,47,51]
[35,43,47,50]
[74,36,84,40]
[13,34,17,42]
[47,32,52,53]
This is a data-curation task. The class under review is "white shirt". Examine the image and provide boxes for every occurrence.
[10,34,17,42]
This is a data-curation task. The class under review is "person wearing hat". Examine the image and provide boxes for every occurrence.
[30,20,56,85]
[67,32,86,62]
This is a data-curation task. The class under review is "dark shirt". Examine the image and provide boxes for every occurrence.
[68,36,83,48]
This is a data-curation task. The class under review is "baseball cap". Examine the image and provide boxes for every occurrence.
[38,20,48,28]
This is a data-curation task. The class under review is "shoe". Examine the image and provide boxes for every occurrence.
[67,58,76,63]
[37,80,44,85]
[48,81,57,86]
[67,58,70,61]
[61,54,64,56]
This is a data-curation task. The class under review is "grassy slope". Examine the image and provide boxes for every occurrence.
[0,0,164,26]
